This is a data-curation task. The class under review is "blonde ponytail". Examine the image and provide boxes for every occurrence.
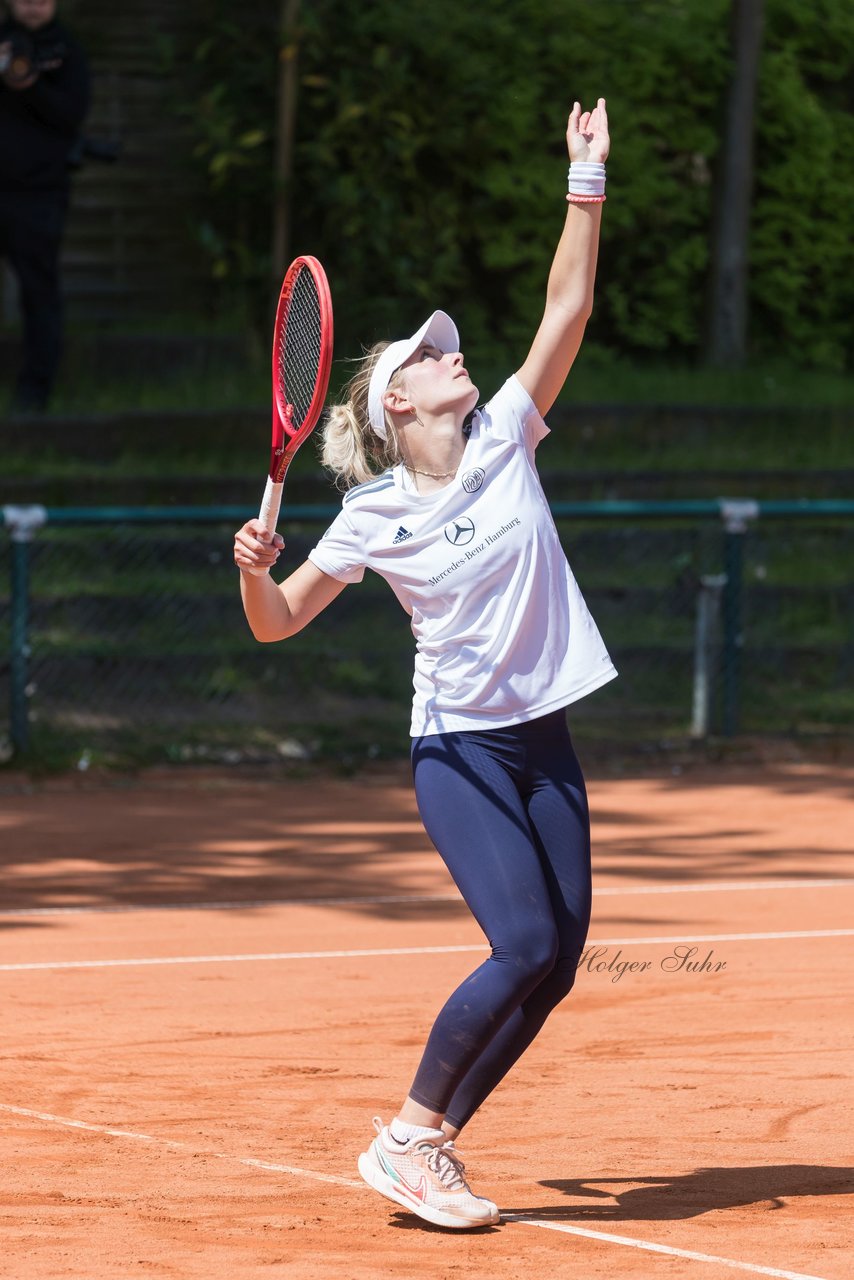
[320,343,404,489]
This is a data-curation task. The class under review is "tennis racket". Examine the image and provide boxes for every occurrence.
[249,255,334,575]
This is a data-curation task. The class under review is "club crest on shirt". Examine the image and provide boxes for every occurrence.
[444,517,476,546]
[461,467,485,493]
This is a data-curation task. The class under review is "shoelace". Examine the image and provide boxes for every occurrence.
[421,1140,471,1192]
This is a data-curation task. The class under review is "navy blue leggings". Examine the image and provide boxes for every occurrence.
[408,709,591,1130]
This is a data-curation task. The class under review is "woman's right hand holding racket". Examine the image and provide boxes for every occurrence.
[234,519,285,576]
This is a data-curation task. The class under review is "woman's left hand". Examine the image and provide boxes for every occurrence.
[567,98,610,164]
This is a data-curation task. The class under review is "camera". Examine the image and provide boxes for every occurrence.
[0,30,66,81]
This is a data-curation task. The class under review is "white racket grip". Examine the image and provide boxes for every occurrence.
[246,476,284,577]
[259,474,283,532]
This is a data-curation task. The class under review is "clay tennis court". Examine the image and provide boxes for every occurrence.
[1,758,852,1279]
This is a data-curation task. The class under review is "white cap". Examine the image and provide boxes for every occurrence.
[367,310,460,441]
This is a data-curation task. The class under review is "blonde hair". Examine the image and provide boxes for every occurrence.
[320,342,406,489]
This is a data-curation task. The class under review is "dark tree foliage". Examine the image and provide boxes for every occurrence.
[706,0,766,369]
[174,1,279,305]
[177,0,853,371]
[749,0,854,369]
[292,0,733,366]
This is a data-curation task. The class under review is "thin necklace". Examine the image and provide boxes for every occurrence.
[405,464,458,480]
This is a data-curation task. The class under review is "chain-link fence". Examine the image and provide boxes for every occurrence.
[2,502,853,767]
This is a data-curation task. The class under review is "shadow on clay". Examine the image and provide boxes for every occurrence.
[501,1163,854,1222]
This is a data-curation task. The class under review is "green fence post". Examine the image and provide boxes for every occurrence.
[3,506,47,756]
[719,499,758,737]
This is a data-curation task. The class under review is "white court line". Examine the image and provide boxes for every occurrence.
[505,1217,829,1280]
[0,929,852,973]
[0,1102,829,1280]
[593,878,854,897]
[0,1103,362,1189]
[2,878,853,918]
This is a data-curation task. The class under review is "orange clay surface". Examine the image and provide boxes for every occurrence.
[0,760,852,1280]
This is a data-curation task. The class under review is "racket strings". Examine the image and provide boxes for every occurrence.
[278,265,323,433]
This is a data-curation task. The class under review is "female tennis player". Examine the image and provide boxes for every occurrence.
[234,99,614,1230]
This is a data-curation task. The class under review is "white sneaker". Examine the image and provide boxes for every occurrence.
[442,1140,501,1225]
[357,1117,499,1230]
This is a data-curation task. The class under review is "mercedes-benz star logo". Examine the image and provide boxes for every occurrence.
[444,516,475,546]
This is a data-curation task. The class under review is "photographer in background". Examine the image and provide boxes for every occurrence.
[0,0,89,413]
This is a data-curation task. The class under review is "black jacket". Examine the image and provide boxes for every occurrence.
[0,16,90,192]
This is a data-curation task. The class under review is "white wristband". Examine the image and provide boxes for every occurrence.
[568,162,606,197]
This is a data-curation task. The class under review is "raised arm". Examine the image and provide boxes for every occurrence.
[516,98,610,418]
[234,519,347,642]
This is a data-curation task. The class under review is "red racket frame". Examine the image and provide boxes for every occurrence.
[249,257,334,573]
[268,254,334,484]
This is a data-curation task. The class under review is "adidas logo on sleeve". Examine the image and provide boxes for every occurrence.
[392,526,413,544]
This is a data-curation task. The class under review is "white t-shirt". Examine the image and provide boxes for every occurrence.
[308,375,617,736]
